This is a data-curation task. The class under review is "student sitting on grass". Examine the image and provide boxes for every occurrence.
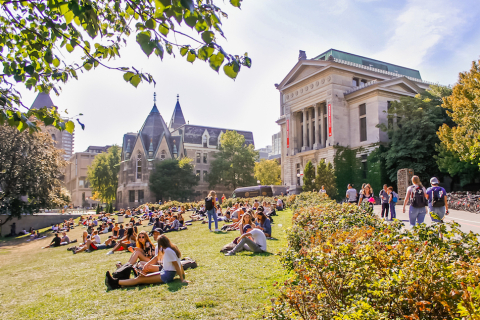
[225,224,267,256]
[254,210,272,238]
[44,233,61,248]
[73,231,102,254]
[163,215,180,233]
[106,227,137,255]
[125,231,156,266]
[105,235,188,290]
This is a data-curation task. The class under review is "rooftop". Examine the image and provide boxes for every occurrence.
[312,49,422,79]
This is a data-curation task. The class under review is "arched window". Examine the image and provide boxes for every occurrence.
[136,153,142,180]
[51,133,56,141]
[160,150,166,160]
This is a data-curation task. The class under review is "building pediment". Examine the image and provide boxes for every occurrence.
[345,77,423,101]
[278,60,330,91]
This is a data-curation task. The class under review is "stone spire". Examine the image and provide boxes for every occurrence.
[168,94,186,131]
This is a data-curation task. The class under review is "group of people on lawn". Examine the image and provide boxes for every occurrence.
[41,190,282,290]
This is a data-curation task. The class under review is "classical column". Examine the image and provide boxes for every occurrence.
[320,103,325,148]
[313,104,320,150]
[308,107,313,149]
[301,109,308,151]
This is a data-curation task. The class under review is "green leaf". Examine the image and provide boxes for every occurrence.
[84,63,92,71]
[244,56,252,68]
[123,72,134,82]
[180,0,194,12]
[130,74,141,88]
[65,120,75,134]
[136,32,155,57]
[209,52,224,72]
[53,58,60,67]
[158,23,169,36]
[195,19,208,33]
[201,31,215,44]
[230,0,242,8]
[180,46,189,57]
[66,43,74,53]
[45,49,53,64]
[145,19,156,30]
[198,45,214,61]
[223,62,240,79]
[187,50,196,63]
[155,42,164,60]
[184,11,198,28]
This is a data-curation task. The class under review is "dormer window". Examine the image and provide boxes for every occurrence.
[203,135,208,148]
[160,150,166,160]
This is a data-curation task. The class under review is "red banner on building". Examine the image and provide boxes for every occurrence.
[328,103,332,137]
[286,119,289,148]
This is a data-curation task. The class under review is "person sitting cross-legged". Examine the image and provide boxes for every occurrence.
[73,230,101,254]
[43,233,61,248]
[105,235,188,290]
[225,224,267,256]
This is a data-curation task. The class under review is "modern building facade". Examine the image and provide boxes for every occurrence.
[30,93,75,160]
[276,49,435,192]
[64,146,111,207]
[116,95,254,208]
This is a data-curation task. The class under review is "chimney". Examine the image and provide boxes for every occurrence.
[298,50,307,61]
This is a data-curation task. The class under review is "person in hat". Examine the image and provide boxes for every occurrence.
[426,177,449,222]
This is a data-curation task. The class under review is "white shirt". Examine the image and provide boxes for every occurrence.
[247,228,267,252]
[276,199,282,206]
[93,234,101,244]
[162,247,181,272]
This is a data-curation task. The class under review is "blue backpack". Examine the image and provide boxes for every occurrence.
[392,192,398,203]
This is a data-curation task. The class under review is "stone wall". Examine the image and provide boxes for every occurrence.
[397,168,414,204]
[0,214,82,236]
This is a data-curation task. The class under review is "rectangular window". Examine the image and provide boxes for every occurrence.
[196,152,201,163]
[79,179,84,188]
[312,120,315,145]
[203,153,207,164]
[196,170,200,178]
[296,164,301,185]
[138,190,144,203]
[361,154,368,179]
[352,78,359,87]
[118,191,122,203]
[129,190,135,203]
[360,79,367,87]
[359,103,367,142]
[203,170,208,181]
[306,123,309,146]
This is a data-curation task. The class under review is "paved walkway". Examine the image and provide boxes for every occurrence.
[373,204,480,234]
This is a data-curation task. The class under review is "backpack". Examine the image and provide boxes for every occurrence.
[411,186,428,208]
[431,187,446,207]
[181,257,198,270]
[392,192,398,203]
[205,197,214,210]
[112,263,134,280]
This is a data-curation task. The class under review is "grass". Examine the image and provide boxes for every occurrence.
[0,209,292,320]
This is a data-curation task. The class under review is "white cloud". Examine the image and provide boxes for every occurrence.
[374,0,464,69]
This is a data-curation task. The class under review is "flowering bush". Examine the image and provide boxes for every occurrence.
[264,193,480,320]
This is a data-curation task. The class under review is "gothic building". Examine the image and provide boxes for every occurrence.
[116,95,254,208]
[276,49,437,193]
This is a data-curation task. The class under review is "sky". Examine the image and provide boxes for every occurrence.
[18,0,480,152]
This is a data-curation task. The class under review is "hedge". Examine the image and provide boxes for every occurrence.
[264,192,480,319]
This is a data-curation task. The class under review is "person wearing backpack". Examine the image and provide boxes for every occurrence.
[205,190,219,232]
[387,186,397,220]
[379,184,390,219]
[426,177,449,222]
[402,175,428,227]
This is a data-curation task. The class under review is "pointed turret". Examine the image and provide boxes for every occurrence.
[30,92,55,110]
[168,94,186,131]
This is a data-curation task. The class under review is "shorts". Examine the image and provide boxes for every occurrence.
[160,270,176,283]
[90,243,98,250]
[348,200,357,204]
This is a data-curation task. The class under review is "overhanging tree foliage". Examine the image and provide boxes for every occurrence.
[207,130,257,190]
[378,85,452,184]
[0,0,251,133]
[438,59,480,169]
[149,157,197,201]
[0,124,70,226]
[87,145,121,204]
[254,159,281,185]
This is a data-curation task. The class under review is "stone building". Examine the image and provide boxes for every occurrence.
[64,145,111,207]
[30,93,74,160]
[116,95,254,208]
[276,49,436,193]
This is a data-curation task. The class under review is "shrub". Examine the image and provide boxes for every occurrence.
[264,193,480,320]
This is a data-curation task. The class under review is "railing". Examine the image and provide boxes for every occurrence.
[37,208,90,214]
[332,58,439,86]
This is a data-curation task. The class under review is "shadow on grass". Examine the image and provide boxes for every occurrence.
[119,279,187,292]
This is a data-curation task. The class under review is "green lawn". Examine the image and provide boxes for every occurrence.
[0,210,292,320]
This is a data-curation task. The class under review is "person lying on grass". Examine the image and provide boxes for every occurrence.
[106,227,137,255]
[225,224,267,256]
[105,235,188,290]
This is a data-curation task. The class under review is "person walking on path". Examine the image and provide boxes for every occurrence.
[205,190,219,232]
[387,186,397,220]
[346,184,357,204]
[379,184,390,219]
[403,175,428,227]
[426,177,449,222]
